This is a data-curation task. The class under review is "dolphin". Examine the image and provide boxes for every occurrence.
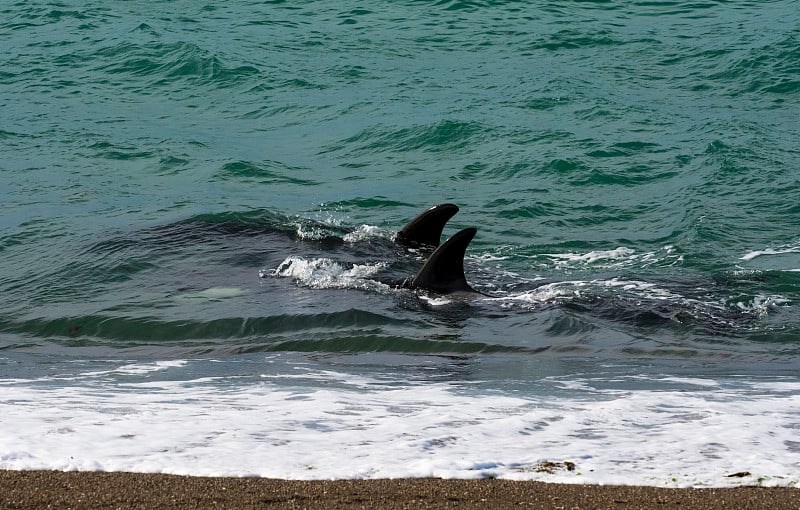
[394,203,459,248]
[403,227,481,296]
[265,202,480,296]
[388,204,481,295]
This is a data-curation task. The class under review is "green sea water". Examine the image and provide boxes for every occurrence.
[1,0,799,364]
[2,0,800,485]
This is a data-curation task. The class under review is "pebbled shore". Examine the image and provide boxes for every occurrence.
[1,471,799,510]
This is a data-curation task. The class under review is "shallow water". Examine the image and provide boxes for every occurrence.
[1,0,799,487]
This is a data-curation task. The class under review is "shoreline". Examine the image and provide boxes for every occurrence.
[2,470,799,509]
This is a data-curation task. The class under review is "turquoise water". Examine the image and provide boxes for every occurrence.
[1,1,799,485]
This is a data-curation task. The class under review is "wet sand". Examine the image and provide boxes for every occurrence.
[2,470,799,509]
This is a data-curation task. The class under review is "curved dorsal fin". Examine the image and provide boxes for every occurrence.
[408,228,477,294]
[395,203,459,248]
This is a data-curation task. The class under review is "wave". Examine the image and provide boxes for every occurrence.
[708,32,800,97]
[265,246,783,341]
[0,309,397,341]
[741,241,800,263]
[528,29,624,52]
[321,120,488,156]
[93,41,260,90]
[2,359,798,485]
[0,312,531,356]
[213,161,320,186]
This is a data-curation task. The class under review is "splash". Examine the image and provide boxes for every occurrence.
[343,224,385,243]
[265,256,387,291]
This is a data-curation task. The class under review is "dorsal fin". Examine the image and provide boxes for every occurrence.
[408,228,477,294]
[395,203,458,248]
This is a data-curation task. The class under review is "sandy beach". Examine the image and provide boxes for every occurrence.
[1,471,798,509]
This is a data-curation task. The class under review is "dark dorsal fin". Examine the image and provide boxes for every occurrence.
[408,228,477,294]
[395,203,459,248]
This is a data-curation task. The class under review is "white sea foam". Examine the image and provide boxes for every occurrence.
[545,247,636,264]
[475,252,511,262]
[294,221,386,243]
[343,224,384,243]
[29,360,191,382]
[179,287,247,300]
[294,223,329,241]
[493,278,682,307]
[264,257,387,291]
[736,295,790,317]
[1,361,798,487]
[492,281,583,305]
[542,246,682,270]
[740,242,800,274]
[741,246,800,262]
[418,295,455,306]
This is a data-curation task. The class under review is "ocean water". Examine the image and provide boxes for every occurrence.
[1,0,799,488]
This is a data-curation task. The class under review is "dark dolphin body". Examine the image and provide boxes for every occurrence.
[395,203,459,249]
[403,227,481,296]
[388,204,481,296]
[99,202,762,335]
[123,202,756,333]
[182,202,481,296]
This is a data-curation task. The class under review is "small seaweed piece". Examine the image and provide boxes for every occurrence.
[725,471,751,478]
